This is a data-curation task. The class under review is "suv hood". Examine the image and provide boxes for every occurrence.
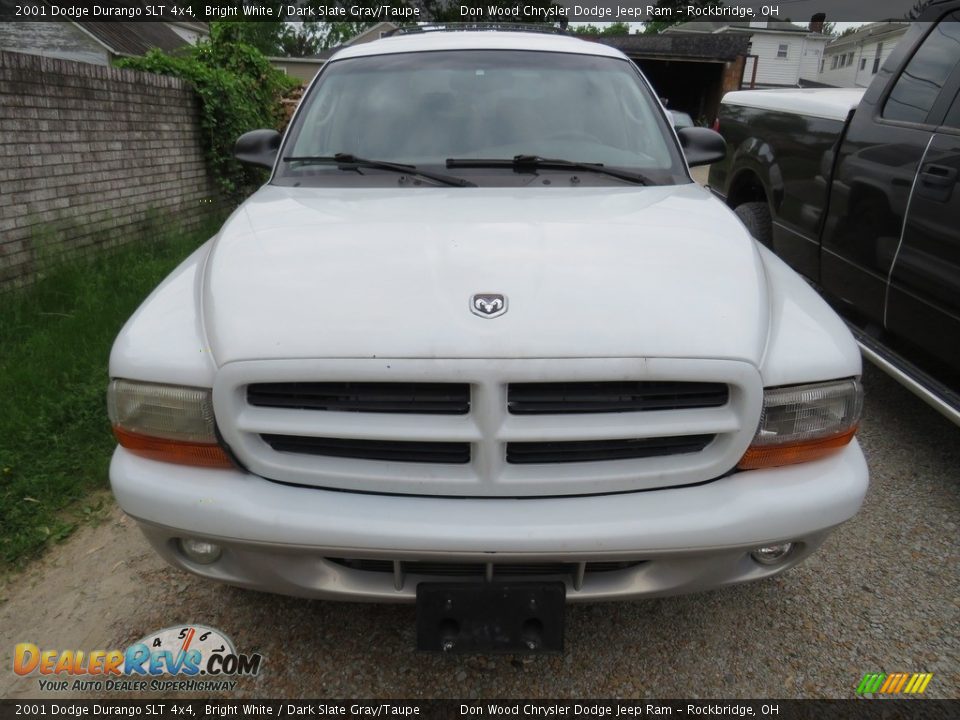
[203,184,769,365]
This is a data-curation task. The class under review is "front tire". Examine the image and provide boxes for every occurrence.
[734,202,773,248]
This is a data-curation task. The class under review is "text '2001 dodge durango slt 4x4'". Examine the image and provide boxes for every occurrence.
[108,27,869,653]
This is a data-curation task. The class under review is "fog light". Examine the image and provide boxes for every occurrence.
[179,538,221,564]
[750,542,794,565]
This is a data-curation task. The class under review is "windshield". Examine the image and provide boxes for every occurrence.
[275,49,689,187]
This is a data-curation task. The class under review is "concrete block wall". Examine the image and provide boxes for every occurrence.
[0,50,219,289]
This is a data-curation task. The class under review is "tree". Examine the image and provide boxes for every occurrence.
[202,1,567,54]
[643,0,725,35]
[906,0,933,19]
[278,20,324,56]
[571,23,632,37]
[197,3,339,56]
[207,18,289,55]
[320,22,379,50]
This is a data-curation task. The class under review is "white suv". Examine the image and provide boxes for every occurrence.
[108,28,868,652]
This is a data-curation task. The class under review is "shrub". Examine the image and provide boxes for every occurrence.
[119,29,298,200]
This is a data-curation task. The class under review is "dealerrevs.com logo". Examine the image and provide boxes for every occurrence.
[13,625,263,692]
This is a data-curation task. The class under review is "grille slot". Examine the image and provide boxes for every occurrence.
[507,434,713,464]
[248,382,470,415]
[262,435,471,464]
[508,381,728,414]
[329,559,645,576]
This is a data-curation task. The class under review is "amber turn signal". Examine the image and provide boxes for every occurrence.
[112,427,234,469]
[737,426,858,470]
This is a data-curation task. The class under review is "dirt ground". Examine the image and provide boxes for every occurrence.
[0,507,172,698]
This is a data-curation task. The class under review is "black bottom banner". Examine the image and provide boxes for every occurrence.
[0,700,957,720]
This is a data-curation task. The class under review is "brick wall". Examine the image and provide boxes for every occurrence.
[0,50,219,290]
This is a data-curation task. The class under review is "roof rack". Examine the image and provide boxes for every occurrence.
[384,23,570,38]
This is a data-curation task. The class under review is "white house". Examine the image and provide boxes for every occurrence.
[815,22,909,88]
[665,19,830,89]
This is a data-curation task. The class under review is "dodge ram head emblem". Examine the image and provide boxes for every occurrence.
[470,293,507,319]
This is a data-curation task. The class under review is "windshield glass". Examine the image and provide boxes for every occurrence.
[276,49,688,186]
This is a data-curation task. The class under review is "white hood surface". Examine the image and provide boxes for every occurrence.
[202,183,769,365]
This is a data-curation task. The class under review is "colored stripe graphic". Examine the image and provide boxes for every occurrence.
[856,674,874,694]
[913,673,933,694]
[893,673,909,693]
[857,673,886,694]
[857,672,933,694]
[879,674,899,693]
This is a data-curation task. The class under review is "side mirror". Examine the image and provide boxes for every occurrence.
[676,127,726,168]
[234,129,282,169]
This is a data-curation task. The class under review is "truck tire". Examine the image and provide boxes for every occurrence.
[734,202,773,248]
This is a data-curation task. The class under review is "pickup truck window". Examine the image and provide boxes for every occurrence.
[276,50,687,187]
[883,15,960,124]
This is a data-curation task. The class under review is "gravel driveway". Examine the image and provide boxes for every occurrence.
[1,364,957,699]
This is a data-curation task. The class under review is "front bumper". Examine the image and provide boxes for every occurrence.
[110,441,869,602]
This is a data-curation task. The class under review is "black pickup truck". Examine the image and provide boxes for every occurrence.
[709,0,960,425]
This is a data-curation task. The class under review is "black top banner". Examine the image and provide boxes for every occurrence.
[0,701,958,720]
[0,0,954,24]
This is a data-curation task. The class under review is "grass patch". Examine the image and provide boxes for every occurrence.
[0,215,224,570]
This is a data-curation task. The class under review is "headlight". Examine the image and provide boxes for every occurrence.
[107,379,233,468]
[738,378,862,470]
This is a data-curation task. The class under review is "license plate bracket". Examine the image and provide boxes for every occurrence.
[416,581,565,653]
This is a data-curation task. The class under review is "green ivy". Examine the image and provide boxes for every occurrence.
[118,29,298,201]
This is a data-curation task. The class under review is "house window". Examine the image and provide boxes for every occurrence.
[873,42,884,74]
[777,44,788,58]
[831,55,838,70]
[860,58,866,70]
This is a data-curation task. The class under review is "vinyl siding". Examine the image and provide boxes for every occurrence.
[799,42,825,83]
[742,33,825,87]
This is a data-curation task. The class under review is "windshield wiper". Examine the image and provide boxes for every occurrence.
[445,155,654,186]
[282,153,476,187]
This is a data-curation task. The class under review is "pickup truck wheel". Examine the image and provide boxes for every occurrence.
[734,202,773,248]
